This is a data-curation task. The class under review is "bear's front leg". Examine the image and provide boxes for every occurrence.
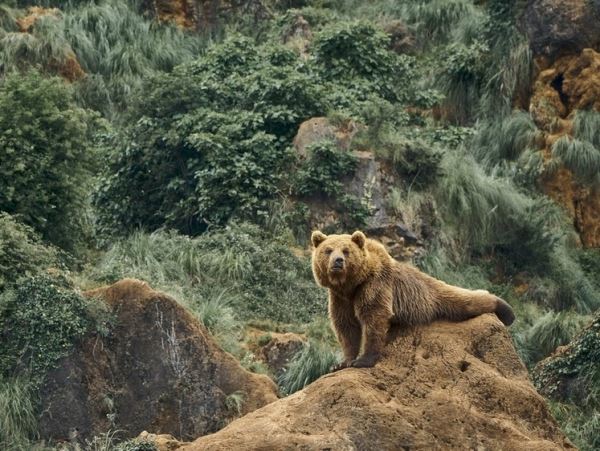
[329,295,362,371]
[352,293,393,368]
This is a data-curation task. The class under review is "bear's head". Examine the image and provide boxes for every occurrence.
[311,230,369,289]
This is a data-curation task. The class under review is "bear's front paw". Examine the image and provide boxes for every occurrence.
[350,353,380,368]
[495,296,515,326]
[330,359,353,372]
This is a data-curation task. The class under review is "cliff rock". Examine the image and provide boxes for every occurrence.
[182,315,573,450]
[38,279,278,443]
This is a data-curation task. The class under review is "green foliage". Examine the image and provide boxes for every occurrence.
[552,136,600,185]
[472,112,539,167]
[0,274,110,384]
[0,378,36,450]
[64,0,203,116]
[573,109,600,149]
[90,224,326,326]
[224,390,245,416]
[311,21,416,103]
[515,310,588,366]
[278,340,338,395]
[295,141,357,197]
[0,70,100,253]
[95,37,325,236]
[0,213,59,291]
[550,404,600,451]
[436,152,530,249]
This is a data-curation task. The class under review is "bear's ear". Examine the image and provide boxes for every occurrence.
[311,231,328,248]
[351,231,366,249]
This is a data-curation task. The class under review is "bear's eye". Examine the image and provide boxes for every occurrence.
[343,249,350,257]
[324,248,333,255]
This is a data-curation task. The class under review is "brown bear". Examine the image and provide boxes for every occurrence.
[311,230,515,370]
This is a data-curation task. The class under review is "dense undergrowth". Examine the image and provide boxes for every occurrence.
[1,0,599,449]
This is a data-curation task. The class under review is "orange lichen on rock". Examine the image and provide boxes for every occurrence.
[530,48,600,247]
[155,0,196,29]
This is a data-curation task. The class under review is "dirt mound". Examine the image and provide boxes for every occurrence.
[181,315,572,450]
[38,279,278,443]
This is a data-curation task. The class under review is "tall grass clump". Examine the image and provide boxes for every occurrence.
[472,111,539,167]
[573,109,600,149]
[63,0,203,116]
[0,378,36,450]
[515,310,588,366]
[0,14,73,75]
[278,340,339,395]
[435,151,531,249]
[551,136,600,185]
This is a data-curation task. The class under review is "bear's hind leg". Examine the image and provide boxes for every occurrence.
[435,285,515,326]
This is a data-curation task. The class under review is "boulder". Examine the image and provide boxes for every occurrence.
[38,279,278,443]
[521,0,600,59]
[182,315,573,450]
[258,332,306,377]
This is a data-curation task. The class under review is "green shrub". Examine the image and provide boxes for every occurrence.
[0,213,59,291]
[278,340,339,395]
[0,378,36,451]
[95,37,325,236]
[311,21,415,103]
[0,274,110,384]
[0,71,100,253]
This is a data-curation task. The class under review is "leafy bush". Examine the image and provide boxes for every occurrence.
[0,274,110,384]
[573,109,600,149]
[0,213,59,291]
[0,71,100,253]
[311,21,415,103]
[278,340,338,395]
[95,37,325,236]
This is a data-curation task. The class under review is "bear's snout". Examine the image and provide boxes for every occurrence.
[331,256,345,271]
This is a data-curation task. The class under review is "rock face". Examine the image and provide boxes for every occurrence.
[529,48,600,247]
[38,279,278,443]
[522,0,600,59]
[293,117,422,259]
[258,332,305,378]
[182,315,573,450]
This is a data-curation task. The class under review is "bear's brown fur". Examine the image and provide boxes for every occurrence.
[311,230,515,369]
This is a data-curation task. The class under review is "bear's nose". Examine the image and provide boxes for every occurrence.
[334,257,344,267]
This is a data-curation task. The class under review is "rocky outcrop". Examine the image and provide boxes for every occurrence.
[533,312,600,405]
[529,48,600,247]
[182,315,573,450]
[293,117,422,259]
[258,332,305,378]
[38,279,278,443]
[521,0,600,59]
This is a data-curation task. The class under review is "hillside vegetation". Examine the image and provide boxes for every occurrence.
[0,0,599,449]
